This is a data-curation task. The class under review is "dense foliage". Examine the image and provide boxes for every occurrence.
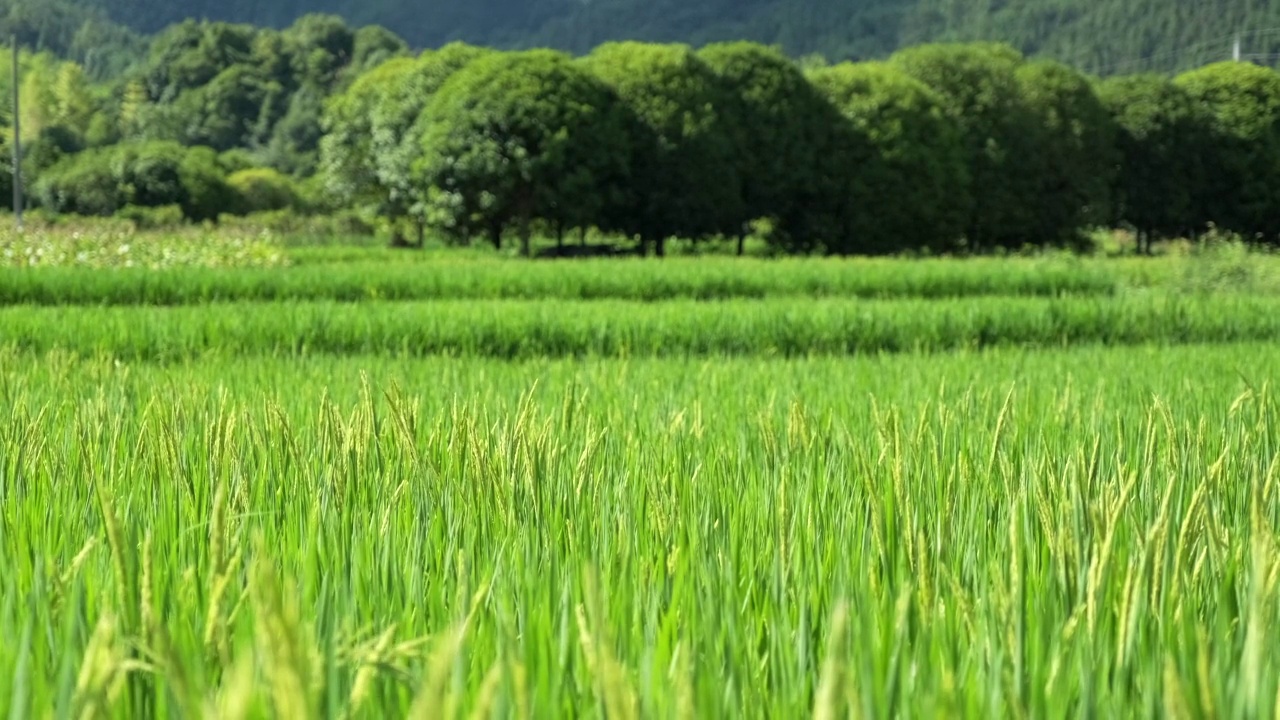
[0,0,143,79]
[25,0,1280,76]
[416,50,632,254]
[579,42,742,256]
[807,61,968,255]
[10,9,1280,255]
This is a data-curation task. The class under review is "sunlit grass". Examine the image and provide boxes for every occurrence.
[4,294,1280,360]
[3,232,1280,717]
[1,344,1278,717]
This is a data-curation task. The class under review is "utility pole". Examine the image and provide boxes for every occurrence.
[11,35,21,231]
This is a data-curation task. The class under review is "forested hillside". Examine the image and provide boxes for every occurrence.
[0,0,141,79]
[17,0,1280,74]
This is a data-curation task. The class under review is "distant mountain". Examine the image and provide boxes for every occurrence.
[18,0,1280,75]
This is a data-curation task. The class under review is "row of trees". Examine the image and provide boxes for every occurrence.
[318,40,1280,255]
[7,21,1280,256]
[1,15,405,184]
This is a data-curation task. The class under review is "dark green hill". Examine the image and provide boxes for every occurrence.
[13,0,1280,75]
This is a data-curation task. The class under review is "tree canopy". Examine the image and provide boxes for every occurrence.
[415,50,632,254]
[580,42,742,256]
[699,41,850,254]
[1096,74,1205,251]
[13,22,1280,257]
[1176,61,1280,242]
[808,61,968,255]
[891,43,1038,250]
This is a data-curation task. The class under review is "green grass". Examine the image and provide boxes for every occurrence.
[3,242,1280,717]
[4,294,1280,360]
[3,239,1279,307]
[0,256,1128,305]
[1,343,1279,717]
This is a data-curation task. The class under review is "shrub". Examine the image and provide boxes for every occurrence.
[215,208,375,237]
[35,142,236,222]
[33,148,121,216]
[227,168,299,214]
[118,204,186,230]
[179,147,240,222]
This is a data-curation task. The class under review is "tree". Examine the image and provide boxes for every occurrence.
[349,25,409,77]
[0,141,13,204]
[415,50,632,256]
[581,42,742,256]
[808,61,969,255]
[22,125,84,182]
[263,82,326,175]
[321,44,489,245]
[140,20,257,102]
[318,56,415,217]
[110,15,385,173]
[698,41,850,255]
[178,146,239,221]
[34,147,121,216]
[17,53,59,140]
[50,62,95,135]
[282,14,355,88]
[1176,62,1280,244]
[892,43,1037,251]
[15,54,97,145]
[172,64,282,151]
[368,44,489,244]
[1096,74,1205,252]
[1014,59,1117,249]
[52,0,1280,80]
[118,79,150,138]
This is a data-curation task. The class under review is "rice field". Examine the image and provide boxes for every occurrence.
[0,257,1128,304]
[2,245,1279,718]
[7,294,1280,361]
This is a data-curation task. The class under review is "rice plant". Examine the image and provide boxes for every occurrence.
[3,294,1280,360]
[0,255,1128,305]
[1,343,1278,717]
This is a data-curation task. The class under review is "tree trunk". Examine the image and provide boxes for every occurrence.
[655,235,666,258]
[517,186,534,258]
[415,220,425,248]
[556,221,564,252]
[488,222,502,250]
[579,227,587,247]
[389,227,410,248]
[737,229,746,257]
[520,214,532,258]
